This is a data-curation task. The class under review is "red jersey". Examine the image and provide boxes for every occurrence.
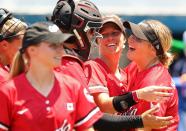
[0,72,102,131]
[124,62,179,131]
[84,58,127,96]
[60,55,86,84]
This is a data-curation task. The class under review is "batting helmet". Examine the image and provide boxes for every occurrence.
[0,8,13,41]
[51,0,102,61]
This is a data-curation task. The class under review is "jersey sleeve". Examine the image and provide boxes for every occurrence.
[84,60,108,94]
[0,84,13,131]
[163,87,179,130]
[74,83,103,131]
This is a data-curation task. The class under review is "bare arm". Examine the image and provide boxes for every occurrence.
[92,93,116,113]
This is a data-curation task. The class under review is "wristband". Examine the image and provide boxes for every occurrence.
[113,92,137,112]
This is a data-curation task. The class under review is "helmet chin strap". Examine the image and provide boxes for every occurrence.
[73,29,84,48]
[71,29,91,61]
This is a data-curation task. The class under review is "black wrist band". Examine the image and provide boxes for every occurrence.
[113,92,137,112]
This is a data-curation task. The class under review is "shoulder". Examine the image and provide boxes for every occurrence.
[0,73,32,96]
[84,59,98,66]
[0,77,18,100]
[142,63,174,87]
[124,62,138,74]
[62,55,84,68]
[84,59,108,77]
[55,72,82,89]
[84,58,106,71]
[147,63,170,77]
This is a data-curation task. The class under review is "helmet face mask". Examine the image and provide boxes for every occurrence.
[51,0,102,61]
[0,8,13,41]
[0,8,12,28]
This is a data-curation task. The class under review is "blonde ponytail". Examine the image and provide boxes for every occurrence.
[9,51,25,79]
[158,52,174,68]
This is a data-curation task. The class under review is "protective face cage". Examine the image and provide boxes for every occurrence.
[51,0,102,61]
[0,8,13,41]
[0,8,12,27]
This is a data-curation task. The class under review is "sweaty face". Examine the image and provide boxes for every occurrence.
[97,23,125,58]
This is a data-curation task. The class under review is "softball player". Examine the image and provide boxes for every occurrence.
[0,8,27,83]
[123,20,179,130]
[51,1,175,130]
[84,15,173,115]
[0,22,102,131]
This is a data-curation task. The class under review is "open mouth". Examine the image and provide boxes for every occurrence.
[54,56,61,60]
[128,46,136,51]
[107,43,117,48]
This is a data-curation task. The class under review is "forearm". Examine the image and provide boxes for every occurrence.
[93,113,143,131]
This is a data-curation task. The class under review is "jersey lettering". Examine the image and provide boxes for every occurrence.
[56,119,71,131]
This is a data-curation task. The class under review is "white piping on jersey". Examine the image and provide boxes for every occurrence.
[88,85,108,93]
[17,108,29,115]
[0,124,8,131]
[74,107,100,127]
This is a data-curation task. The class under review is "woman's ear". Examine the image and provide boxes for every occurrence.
[27,46,38,56]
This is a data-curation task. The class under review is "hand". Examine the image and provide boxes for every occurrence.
[136,86,173,103]
[141,106,174,129]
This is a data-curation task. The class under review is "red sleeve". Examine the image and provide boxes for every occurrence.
[84,60,108,94]
[162,87,179,131]
[74,83,103,131]
[0,83,13,131]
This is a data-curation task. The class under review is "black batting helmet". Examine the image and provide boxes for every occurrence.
[51,0,102,61]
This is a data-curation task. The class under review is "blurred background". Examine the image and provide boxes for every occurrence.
[1,0,186,130]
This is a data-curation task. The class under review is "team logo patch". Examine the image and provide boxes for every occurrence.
[67,103,74,111]
[83,88,95,103]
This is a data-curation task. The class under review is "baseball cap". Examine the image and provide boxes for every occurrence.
[123,20,164,55]
[102,15,124,32]
[20,22,75,53]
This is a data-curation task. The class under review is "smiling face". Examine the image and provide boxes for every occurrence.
[127,34,156,63]
[97,23,125,58]
[28,42,65,69]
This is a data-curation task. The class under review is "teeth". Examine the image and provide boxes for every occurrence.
[107,43,116,47]
[54,57,61,60]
